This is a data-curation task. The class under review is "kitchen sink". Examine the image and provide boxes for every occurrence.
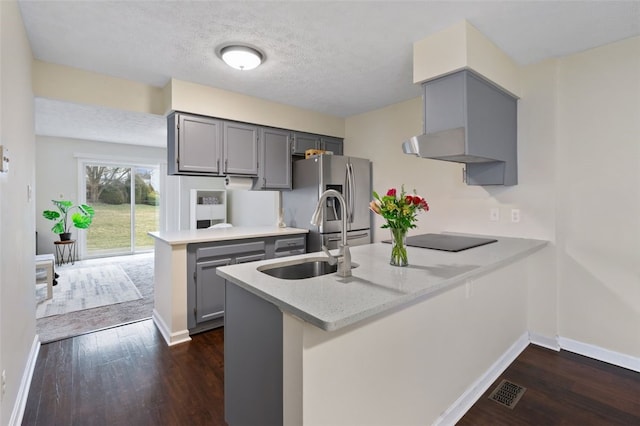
[257,257,357,280]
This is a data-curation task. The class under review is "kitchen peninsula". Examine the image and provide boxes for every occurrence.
[149,226,308,345]
[217,234,548,425]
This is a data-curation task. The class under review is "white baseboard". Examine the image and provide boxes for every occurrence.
[9,335,40,426]
[152,309,191,346]
[434,332,530,426]
[528,332,560,351]
[559,337,640,373]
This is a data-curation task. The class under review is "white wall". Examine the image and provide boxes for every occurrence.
[35,136,166,257]
[227,190,279,227]
[0,1,36,424]
[164,175,226,231]
[345,36,640,358]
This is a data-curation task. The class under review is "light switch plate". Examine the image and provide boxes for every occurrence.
[0,145,8,173]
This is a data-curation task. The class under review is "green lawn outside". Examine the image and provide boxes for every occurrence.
[87,202,158,253]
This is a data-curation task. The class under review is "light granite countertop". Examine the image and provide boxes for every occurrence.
[148,226,308,245]
[217,234,548,331]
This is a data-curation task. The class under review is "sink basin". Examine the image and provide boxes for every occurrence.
[258,257,357,280]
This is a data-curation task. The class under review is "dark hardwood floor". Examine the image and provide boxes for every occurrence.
[24,320,640,425]
[459,344,640,425]
[23,320,225,426]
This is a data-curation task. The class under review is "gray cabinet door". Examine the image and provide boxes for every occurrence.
[257,127,291,189]
[177,114,223,174]
[224,121,258,175]
[321,136,343,155]
[292,132,320,155]
[195,257,232,324]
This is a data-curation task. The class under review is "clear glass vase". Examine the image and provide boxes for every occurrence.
[389,228,408,267]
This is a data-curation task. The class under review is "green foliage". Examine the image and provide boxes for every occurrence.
[100,184,126,205]
[86,202,157,252]
[370,186,429,231]
[145,190,159,206]
[42,200,95,235]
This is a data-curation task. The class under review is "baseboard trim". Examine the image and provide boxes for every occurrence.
[434,332,529,426]
[529,332,560,351]
[9,335,40,426]
[152,309,191,346]
[559,337,640,373]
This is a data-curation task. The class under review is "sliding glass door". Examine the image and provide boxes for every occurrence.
[83,162,160,257]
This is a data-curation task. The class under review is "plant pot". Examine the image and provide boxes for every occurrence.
[59,232,72,241]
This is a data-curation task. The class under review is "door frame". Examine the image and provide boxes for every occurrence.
[76,153,164,259]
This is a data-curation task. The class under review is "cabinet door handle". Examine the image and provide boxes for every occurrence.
[225,158,228,172]
[217,159,220,173]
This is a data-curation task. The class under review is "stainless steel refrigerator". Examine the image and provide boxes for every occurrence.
[282,155,371,251]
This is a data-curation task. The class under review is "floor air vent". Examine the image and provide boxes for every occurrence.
[488,379,526,409]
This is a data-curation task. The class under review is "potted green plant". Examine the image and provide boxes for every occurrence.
[42,200,95,241]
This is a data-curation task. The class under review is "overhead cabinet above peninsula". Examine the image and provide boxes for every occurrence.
[168,112,258,176]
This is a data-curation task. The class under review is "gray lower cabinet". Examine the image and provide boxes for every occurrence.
[225,283,283,426]
[255,127,292,190]
[187,235,305,334]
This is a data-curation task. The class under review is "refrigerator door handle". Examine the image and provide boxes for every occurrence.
[347,162,356,222]
[344,164,352,223]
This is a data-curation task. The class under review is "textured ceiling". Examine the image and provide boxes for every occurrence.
[19,0,640,146]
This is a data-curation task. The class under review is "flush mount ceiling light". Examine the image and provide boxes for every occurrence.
[220,45,264,71]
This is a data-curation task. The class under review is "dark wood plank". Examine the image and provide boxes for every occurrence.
[25,322,640,425]
[458,345,640,425]
[23,320,226,426]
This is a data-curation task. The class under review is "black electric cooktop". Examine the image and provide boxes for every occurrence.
[383,233,498,252]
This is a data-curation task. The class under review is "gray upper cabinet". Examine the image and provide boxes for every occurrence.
[320,136,343,155]
[292,132,344,156]
[168,112,223,175]
[168,112,259,176]
[255,127,292,190]
[223,121,259,175]
[292,132,320,156]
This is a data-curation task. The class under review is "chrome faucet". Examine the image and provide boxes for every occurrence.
[310,189,352,278]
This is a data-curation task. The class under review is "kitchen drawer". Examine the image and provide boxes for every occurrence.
[274,248,305,258]
[196,241,266,260]
[274,236,305,252]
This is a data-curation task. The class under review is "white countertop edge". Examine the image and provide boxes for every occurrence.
[148,226,308,245]
[217,236,549,332]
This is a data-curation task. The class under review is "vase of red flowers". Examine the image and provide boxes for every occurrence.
[370,186,429,266]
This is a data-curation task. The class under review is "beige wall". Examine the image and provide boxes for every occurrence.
[556,36,640,356]
[0,1,36,424]
[346,36,640,358]
[169,79,345,137]
[33,61,166,115]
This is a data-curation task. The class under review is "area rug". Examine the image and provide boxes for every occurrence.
[36,264,142,319]
[36,253,154,343]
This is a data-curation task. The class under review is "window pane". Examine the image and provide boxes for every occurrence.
[134,166,160,252]
[85,165,132,256]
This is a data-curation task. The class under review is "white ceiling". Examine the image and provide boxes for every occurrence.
[20,0,640,147]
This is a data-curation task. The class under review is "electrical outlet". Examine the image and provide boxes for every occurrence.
[489,208,500,222]
[511,209,521,223]
[1,369,6,398]
[465,280,473,298]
